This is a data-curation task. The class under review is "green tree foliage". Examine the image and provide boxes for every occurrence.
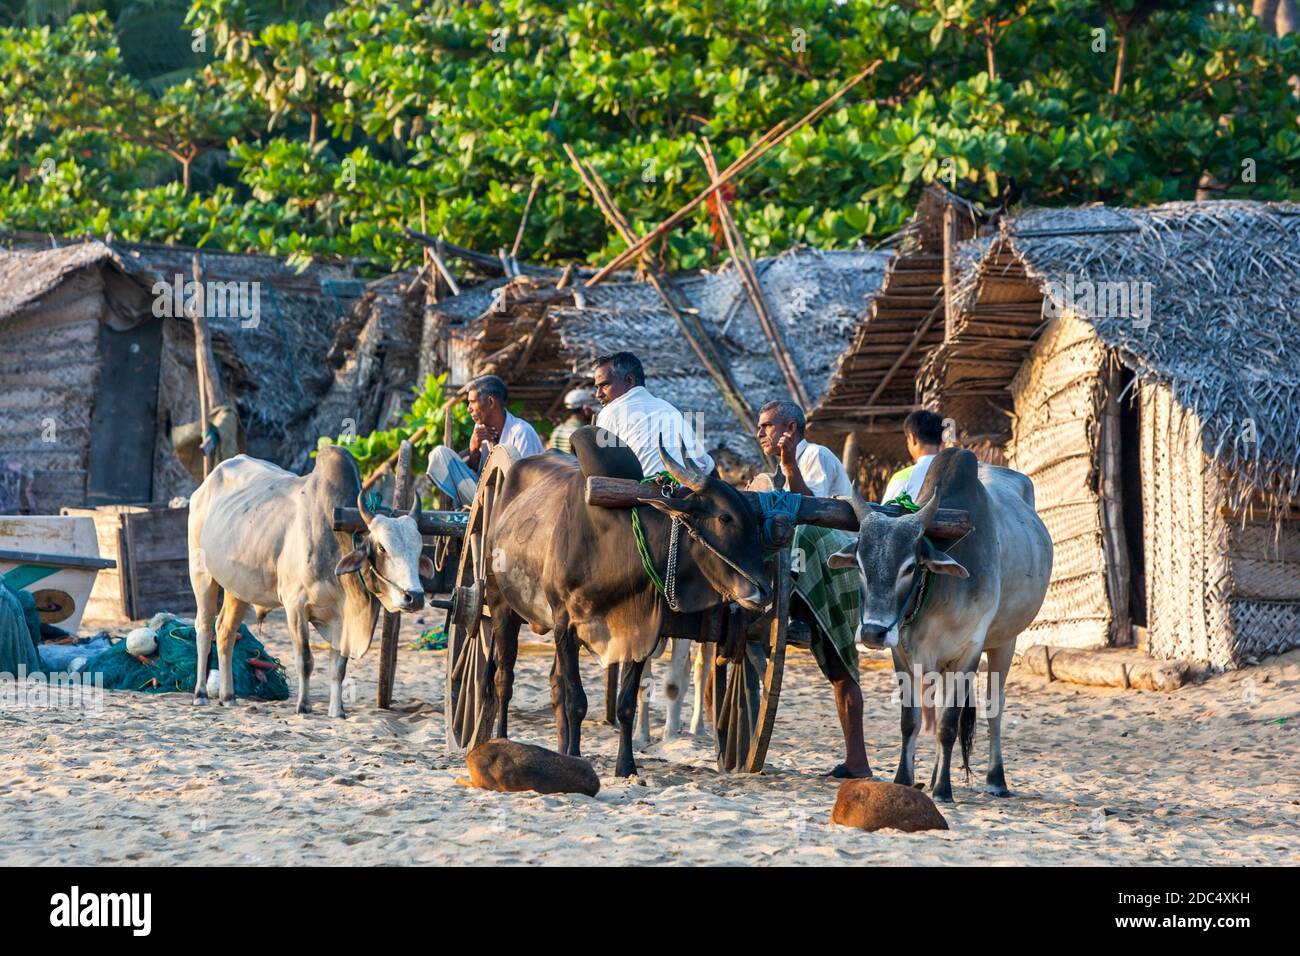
[2,0,1298,270]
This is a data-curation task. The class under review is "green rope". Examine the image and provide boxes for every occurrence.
[626,471,680,599]
[630,507,669,598]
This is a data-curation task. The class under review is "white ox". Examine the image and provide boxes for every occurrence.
[830,448,1052,802]
[187,447,431,717]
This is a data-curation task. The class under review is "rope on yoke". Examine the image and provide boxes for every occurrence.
[882,491,936,628]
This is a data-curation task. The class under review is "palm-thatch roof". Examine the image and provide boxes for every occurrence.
[920,199,1300,513]
[0,235,418,508]
[445,246,891,472]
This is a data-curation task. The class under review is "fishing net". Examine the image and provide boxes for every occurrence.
[84,618,290,700]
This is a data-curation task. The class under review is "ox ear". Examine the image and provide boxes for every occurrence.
[643,496,703,517]
[418,553,435,580]
[920,538,969,578]
[335,542,368,576]
[827,542,857,570]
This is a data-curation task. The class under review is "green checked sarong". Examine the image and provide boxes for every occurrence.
[790,524,861,684]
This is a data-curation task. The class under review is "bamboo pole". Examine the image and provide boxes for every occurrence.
[698,140,811,409]
[376,440,413,709]
[189,255,225,479]
[563,145,760,442]
[511,175,543,260]
[584,60,882,287]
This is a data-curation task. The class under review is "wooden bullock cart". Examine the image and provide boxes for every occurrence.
[335,448,970,774]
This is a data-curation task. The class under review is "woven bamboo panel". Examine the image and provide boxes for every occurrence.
[1003,312,1110,647]
[1227,600,1300,661]
[1140,381,1242,668]
[1021,617,1110,649]
[1037,498,1105,547]
[1225,519,1300,600]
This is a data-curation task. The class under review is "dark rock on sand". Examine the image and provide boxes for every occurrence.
[466,739,600,797]
[831,779,948,832]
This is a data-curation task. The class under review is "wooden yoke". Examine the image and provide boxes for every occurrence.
[583,476,973,542]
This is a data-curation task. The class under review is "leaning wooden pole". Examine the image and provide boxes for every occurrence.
[376,439,414,709]
[585,60,882,287]
[189,255,225,479]
[699,140,811,409]
[564,145,760,441]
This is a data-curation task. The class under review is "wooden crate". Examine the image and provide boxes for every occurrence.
[60,504,194,622]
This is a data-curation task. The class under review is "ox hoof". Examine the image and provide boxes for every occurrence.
[632,736,651,753]
[296,702,313,715]
[328,706,346,719]
[931,789,955,805]
[986,783,1012,798]
[218,696,238,708]
[192,694,208,706]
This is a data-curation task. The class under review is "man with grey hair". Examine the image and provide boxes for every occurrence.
[751,398,869,778]
[754,399,853,498]
[426,374,544,507]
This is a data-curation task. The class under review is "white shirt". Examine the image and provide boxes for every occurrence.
[488,411,544,460]
[795,439,853,499]
[595,385,715,477]
[883,453,936,504]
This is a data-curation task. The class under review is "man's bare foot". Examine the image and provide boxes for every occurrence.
[826,763,873,779]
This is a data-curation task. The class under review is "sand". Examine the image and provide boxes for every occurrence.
[1,610,1297,866]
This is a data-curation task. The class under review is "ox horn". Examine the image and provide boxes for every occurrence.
[913,490,940,528]
[409,489,422,526]
[658,435,707,492]
[847,481,871,523]
[357,490,377,526]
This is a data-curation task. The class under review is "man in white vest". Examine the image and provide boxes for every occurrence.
[426,374,544,507]
[592,351,714,476]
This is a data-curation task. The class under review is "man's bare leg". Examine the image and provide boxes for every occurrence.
[827,651,872,779]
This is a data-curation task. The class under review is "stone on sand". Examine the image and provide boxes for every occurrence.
[466,739,600,797]
[831,780,948,832]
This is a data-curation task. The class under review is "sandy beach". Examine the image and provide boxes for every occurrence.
[1,610,1296,866]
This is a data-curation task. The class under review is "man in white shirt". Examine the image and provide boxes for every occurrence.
[883,410,944,505]
[426,374,544,507]
[753,400,853,498]
[592,351,714,477]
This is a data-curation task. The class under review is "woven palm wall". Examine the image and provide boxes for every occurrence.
[1005,312,1111,648]
[1139,381,1233,666]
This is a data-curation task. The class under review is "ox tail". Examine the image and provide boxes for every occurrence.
[958,681,978,781]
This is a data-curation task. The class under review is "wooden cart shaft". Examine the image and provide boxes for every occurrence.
[583,476,972,541]
[332,507,468,537]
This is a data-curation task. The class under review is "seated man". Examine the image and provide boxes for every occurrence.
[426,374,544,507]
[548,387,597,455]
[592,351,714,475]
[884,409,944,506]
[750,399,871,779]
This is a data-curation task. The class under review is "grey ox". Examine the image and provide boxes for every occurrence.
[829,448,1052,802]
[187,446,432,717]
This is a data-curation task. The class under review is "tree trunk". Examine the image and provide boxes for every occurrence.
[1278,0,1299,35]
[1253,0,1280,35]
[1112,29,1129,95]
[182,157,191,193]
[983,20,997,82]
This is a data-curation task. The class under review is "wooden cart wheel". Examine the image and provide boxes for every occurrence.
[445,446,517,754]
[713,544,790,773]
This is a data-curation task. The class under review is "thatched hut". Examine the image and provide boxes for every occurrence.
[441,246,891,475]
[920,200,1300,670]
[0,236,418,512]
